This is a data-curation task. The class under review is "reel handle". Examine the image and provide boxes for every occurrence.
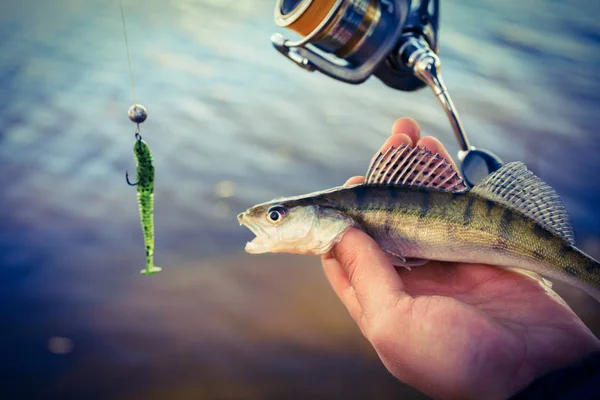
[396,35,503,185]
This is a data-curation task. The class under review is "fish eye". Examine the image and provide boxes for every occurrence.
[267,206,286,223]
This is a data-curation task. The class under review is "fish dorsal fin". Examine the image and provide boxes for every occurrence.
[364,144,468,192]
[471,162,575,244]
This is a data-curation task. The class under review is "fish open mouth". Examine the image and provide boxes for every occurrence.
[237,212,270,254]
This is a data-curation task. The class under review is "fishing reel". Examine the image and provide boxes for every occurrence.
[271,0,503,186]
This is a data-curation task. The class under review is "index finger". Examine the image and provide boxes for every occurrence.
[332,228,412,320]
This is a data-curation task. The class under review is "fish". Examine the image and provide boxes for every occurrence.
[237,144,600,302]
[127,138,162,275]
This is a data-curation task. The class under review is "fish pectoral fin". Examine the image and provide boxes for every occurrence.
[384,250,429,270]
[405,258,430,268]
[384,249,408,269]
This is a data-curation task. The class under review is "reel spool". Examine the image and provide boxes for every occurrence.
[271,0,503,186]
[272,0,418,88]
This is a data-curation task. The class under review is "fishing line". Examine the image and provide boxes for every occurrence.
[119,0,137,107]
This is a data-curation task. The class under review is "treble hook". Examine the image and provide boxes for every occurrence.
[126,170,139,186]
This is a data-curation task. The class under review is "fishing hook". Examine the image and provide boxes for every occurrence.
[126,128,142,186]
[125,171,139,186]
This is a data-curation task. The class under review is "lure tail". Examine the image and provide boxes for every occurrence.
[142,266,162,275]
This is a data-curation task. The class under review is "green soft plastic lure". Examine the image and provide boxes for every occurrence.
[126,104,162,275]
[127,137,162,275]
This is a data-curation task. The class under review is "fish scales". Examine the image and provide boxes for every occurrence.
[325,185,600,292]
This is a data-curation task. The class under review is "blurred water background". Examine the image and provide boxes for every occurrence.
[1,0,599,398]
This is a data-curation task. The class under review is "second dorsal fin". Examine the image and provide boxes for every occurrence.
[471,162,575,244]
[364,144,468,192]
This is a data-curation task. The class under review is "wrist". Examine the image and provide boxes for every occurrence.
[509,333,600,399]
[509,350,600,400]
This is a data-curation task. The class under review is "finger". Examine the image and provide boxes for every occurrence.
[392,117,421,144]
[379,133,413,153]
[416,136,458,170]
[321,252,364,323]
[344,176,364,186]
[331,228,411,320]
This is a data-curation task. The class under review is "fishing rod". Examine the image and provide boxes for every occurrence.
[270,0,503,187]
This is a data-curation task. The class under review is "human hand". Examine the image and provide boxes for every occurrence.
[321,118,600,400]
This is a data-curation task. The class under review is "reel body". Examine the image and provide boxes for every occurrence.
[272,0,503,187]
[272,0,426,90]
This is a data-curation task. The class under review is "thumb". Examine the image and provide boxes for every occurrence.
[332,228,411,318]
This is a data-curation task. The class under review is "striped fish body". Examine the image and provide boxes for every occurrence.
[238,144,600,302]
[324,185,600,300]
